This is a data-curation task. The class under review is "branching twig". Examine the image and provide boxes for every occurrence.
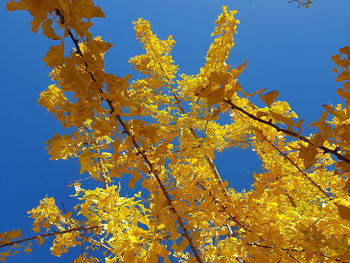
[224,99,350,164]
[0,225,101,249]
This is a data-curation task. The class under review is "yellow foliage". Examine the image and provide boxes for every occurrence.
[2,0,350,262]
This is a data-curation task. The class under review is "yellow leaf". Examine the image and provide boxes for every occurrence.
[295,118,304,130]
[74,21,93,37]
[299,145,317,169]
[42,19,61,40]
[6,1,21,11]
[339,46,350,56]
[239,88,266,97]
[71,0,105,19]
[311,132,325,147]
[7,229,22,239]
[269,110,294,127]
[123,250,135,262]
[43,42,64,68]
[344,178,350,195]
[24,246,32,254]
[178,238,188,251]
[207,87,226,106]
[196,84,212,98]
[157,224,166,229]
[337,204,350,220]
[0,252,9,257]
[36,236,45,246]
[311,111,332,137]
[252,128,265,142]
[322,105,347,121]
[259,90,279,107]
[208,71,232,86]
[337,159,350,173]
[222,180,229,188]
[129,171,142,189]
[164,255,171,263]
[231,59,248,78]
[337,88,350,99]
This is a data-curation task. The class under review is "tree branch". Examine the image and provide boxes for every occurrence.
[0,225,101,249]
[224,99,350,164]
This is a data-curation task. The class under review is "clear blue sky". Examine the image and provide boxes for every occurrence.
[1,0,349,261]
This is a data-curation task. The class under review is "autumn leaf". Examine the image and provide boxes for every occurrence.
[43,42,64,68]
[207,87,226,106]
[71,0,105,19]
[208,71,232,86]
[269,110,294,127]
[231,59,248,79]
[42,19,61,40]
[259,90,279,107]
[299,145,318,169]
[239,88,266,97]
[337,204,350,220]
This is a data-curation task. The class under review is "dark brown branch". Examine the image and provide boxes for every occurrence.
[0,225,100,249]
[224,99,350,164]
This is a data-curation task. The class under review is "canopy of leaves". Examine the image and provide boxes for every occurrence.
[1,0,350,262]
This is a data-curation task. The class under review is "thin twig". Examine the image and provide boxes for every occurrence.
[263,135,331,199]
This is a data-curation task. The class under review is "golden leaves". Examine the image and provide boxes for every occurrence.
[51,232,79,256]
[196,61,247,107]
[7,0,105,34]
[7,1,350,262]
[46,134,80,160]
[203,6,239,75]
[28,197,61,233]
[0,230,22,243]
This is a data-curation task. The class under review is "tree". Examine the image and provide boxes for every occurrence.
[289,0,313,8]
[1,0,350,262]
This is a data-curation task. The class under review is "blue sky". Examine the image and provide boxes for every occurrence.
[1,0,349,262]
